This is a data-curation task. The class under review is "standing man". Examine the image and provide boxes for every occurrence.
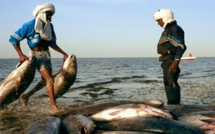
[9,3,68,112]
[153,9,186,104]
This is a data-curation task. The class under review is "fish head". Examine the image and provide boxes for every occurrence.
[16,55,36,68]
[62,54,77,75]
[17,55,36,76]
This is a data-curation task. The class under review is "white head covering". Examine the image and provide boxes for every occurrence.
[33,3,55,41]
[153,9,175,29]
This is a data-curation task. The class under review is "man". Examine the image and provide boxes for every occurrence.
[153,9,186,104]
[9,3,68,112]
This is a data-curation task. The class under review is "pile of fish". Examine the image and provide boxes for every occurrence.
[22,99,215,134]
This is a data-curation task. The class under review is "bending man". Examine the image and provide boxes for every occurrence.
[9,3,68,112]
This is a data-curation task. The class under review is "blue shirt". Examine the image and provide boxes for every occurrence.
[9,18,57,48]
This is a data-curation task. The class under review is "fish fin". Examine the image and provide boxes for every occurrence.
[1,76,13,86]
[16,62,22,68]
[1,71,17,85]
[111,116,124,120]
[169,111,178,120]
[1,77,9,85]
[109,109,125,116]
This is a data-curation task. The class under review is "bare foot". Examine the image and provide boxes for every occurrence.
[49,107,60,115]
[20,94,29,107]
[52,106,60,113]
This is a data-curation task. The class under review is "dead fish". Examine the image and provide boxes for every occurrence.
[53,100,144,117]
[179,111,215,133]
[62,114,95,134]
[53,100,164,117]
[27,54,77,99]
[0,56,36,107]
[90,104,173,122]
[53,54,77,99]
[25,116,61,134]
[95,117,204,134]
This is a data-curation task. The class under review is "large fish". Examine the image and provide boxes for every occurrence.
[0,56,36,107]
[53,54,77,99]
[90,104,173,122]
[62,114,95,134]
[28,54,77,99]
[179,111,215,133]
[95,117,204,134]
[53,100,164,117]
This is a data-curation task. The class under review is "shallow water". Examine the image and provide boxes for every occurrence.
[0,57,215,133]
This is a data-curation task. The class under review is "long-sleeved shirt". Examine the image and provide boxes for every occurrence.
[157,21,187,61]
[9,18,56,48]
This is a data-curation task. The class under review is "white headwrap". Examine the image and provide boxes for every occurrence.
[153,9,175,29]
[32,3,55,41]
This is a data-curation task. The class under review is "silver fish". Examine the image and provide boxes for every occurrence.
[0,56,36,107]
[53,103,215,118]
[28,54,77,99]
[95,117,204,134]
[53,100,163,117]
[53,54,77,99]
[62,114,95,134]
[179,111,215,133]
[90,104,173,122]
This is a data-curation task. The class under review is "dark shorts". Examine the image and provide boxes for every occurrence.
[29,50,52,72]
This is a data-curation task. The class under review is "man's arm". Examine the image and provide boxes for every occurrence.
[9,21,33,64]
[13,44,28,64]
[51,44,68,61]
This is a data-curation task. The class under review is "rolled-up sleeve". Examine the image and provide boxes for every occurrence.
[9,23,29,45]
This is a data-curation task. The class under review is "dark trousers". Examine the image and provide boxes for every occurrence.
[161,60,181,104]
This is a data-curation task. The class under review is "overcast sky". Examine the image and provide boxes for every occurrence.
[0,0,214,58]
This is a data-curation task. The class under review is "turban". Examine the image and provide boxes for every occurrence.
[153,9,175,29]
[33,3,55,17]
[33,3,55,41]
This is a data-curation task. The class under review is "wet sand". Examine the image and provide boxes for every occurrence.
[0,77,215,134]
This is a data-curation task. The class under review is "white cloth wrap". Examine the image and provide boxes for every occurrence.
[32,3,55,41]
[153,9,175,29]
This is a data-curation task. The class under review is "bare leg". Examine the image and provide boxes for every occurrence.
[40,69,60,113]
[20,79,45,107]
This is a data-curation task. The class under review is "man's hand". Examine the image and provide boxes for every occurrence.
[19,54,28,64]
[169,59,179,73]
[63,54,68,62]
